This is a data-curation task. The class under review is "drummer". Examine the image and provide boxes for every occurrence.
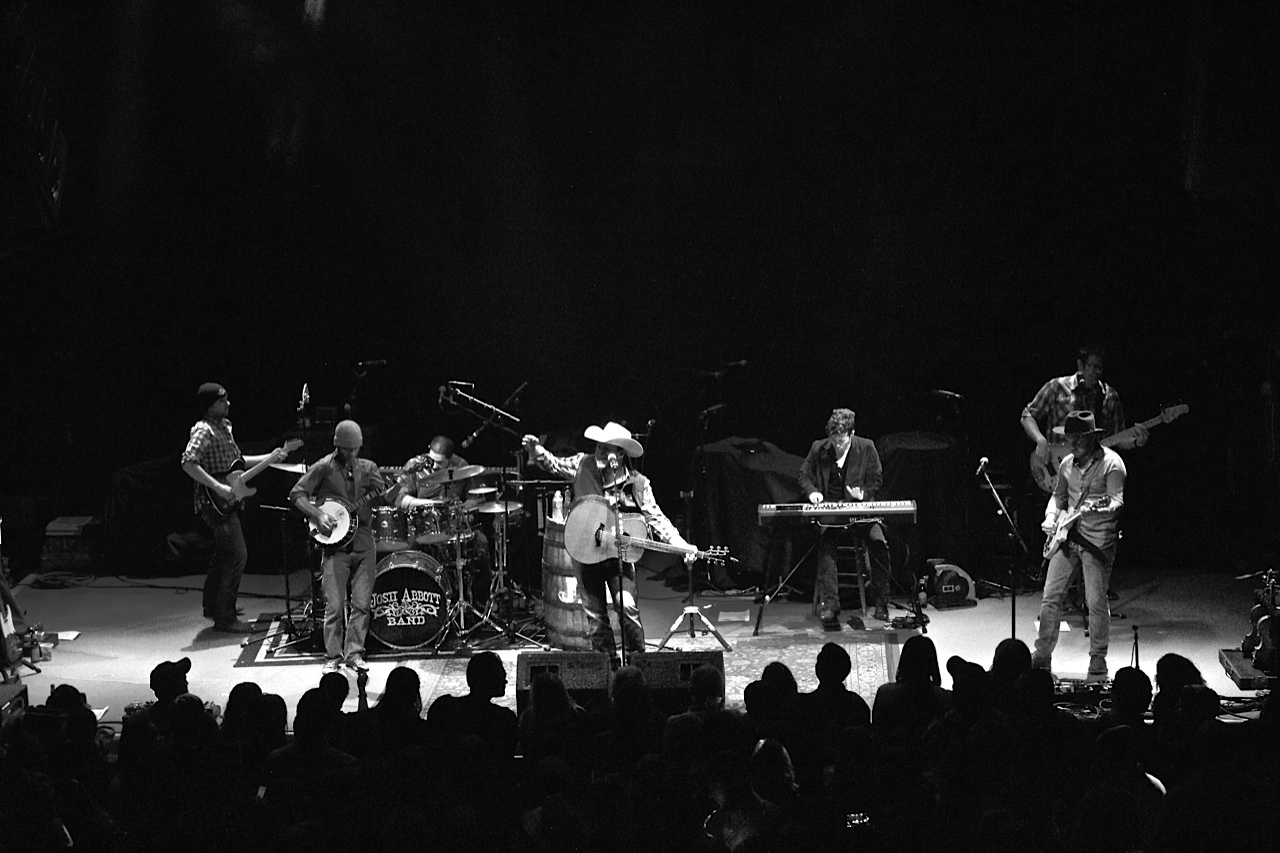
[398,435,492,604]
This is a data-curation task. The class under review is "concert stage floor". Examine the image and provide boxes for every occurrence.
[5,556,1267,732]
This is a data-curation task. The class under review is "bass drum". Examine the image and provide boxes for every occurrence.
[369,551,452,650]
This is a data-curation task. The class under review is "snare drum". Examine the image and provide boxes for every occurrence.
[369,551,452,649]
[372,507,410,552]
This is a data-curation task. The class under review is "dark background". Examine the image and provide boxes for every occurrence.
[2,2,1277,578]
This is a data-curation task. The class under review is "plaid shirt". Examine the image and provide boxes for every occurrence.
[182,417,243,513]
[1023,373,1125,439]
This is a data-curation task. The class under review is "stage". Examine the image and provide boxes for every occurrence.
[4,553,1269,730]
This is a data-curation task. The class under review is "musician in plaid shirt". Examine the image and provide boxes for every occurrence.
[1021,344,1148,472]
[181,383,289,632]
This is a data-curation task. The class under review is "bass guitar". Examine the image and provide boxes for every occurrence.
[1031,404,1189,494]
[563,494,730,566]
[1042,499,1108,561]
[205,439,305,516]
[307,468,414,549]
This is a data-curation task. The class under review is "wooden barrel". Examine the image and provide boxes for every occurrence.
[541,520,594,650]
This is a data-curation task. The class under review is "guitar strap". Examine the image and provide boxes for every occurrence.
[1066,452,1109,561]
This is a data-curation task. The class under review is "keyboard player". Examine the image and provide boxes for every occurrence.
[799,407,892,627]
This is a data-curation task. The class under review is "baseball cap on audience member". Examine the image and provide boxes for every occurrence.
[150,657,192,695]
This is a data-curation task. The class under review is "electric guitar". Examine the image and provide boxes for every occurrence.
[563,494,730,566]
[205,439,305,516]
[1042,498,1109,561]
[307,468,414,549]
[1,602,21,670]
[1030,404,1189,494]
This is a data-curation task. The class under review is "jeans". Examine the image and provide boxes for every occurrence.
[578,558,644,655]
[1034,540,1115,672]
[321,547,376,661]
[200,508,248,625]
[815,522,889,613]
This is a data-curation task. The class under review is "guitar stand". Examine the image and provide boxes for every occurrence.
[658,559,732,651]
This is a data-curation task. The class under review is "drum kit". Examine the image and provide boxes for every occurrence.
[365,463,537,651]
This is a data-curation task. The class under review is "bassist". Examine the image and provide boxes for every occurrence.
[1022,344,1148,493]
[289,419,386,673]
[523,421,694,664]
[1032,410,1127,682]
[181,383,292,633]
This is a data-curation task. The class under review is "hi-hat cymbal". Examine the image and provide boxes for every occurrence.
[468,486,498,497]
[476,500,523,514]
[421,464,486,484]
[269,462,307,474]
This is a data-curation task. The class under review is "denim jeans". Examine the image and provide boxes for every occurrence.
[200,507,248,625]
[577,558,644,655]
[1034,540,1115,672]
[815,522,889,613]
[321,547,376,661]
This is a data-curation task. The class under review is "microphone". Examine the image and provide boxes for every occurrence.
[722,359,748,369]
[447,380,475,388]
[699,403,727,418]
[974,456,989,476]
[461,423,487,449]
[356,359,386,368]
[608,452,619,469]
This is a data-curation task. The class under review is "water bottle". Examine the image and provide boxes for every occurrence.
[551,490,564,523]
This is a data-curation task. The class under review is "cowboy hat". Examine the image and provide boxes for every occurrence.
[583,421,644,458]
[1052,410,1105,437]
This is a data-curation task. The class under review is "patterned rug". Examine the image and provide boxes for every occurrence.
[236,614,904,709]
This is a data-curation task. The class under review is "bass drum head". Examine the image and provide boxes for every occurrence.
[369,551,451,650]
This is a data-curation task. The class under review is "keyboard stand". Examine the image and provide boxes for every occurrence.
[752,540,817,637]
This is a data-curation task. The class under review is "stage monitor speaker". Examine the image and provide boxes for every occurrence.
[515,651,611,717]
[631,650,725,716]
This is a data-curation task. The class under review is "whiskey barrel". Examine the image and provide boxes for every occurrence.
[541,520,593,650]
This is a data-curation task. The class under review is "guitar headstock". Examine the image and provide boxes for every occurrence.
[1160,404,1189,423]
[283,438,304,454]
[701,546,731,566]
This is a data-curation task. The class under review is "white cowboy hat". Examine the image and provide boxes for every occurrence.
[583,421,644,458]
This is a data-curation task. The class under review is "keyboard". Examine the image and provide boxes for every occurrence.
[757,500,917,523]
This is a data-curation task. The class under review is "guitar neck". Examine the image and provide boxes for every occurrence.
[621,533,695,559]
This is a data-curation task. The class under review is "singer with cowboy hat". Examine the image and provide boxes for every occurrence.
[523,421,694,663]
[1032,410,1127,682]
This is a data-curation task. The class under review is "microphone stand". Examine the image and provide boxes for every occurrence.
[977,461,1031,638]
[607,462,637,667]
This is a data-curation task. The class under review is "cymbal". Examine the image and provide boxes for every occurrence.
[269,462,307,474]
[476,500,523,514]
[468,486,498,497]
[420,464,486,484]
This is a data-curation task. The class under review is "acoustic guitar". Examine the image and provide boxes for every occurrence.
[1030,404,1189,494]
[205,439,304,516]
[563,494,729,566]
